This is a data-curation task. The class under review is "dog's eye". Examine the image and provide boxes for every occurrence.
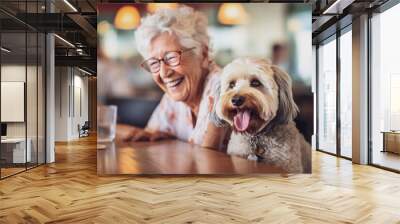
[250,79,262,87]
[229,81,235,89]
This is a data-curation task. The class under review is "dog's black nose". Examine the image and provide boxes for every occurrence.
[231,95,245,107]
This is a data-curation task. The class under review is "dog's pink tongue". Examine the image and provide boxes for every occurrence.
[234,110,250,132]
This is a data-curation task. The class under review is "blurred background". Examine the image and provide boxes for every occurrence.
[97,3,313,142]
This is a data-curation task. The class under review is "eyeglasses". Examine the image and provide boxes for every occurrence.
[140,47,196,73]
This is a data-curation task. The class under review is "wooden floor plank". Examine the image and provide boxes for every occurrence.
[0,135,400,223]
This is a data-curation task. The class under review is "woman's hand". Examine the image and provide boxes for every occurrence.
[116,124,174,142]
[201,123,231,152]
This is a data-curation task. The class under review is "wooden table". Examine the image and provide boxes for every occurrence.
[97,140,283,175]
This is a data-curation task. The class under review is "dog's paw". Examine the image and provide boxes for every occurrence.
[247,154,258,161]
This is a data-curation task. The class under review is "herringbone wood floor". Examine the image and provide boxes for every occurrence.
[1,136,400,224]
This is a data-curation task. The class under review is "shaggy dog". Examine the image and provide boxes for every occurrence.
[211,58,311,173]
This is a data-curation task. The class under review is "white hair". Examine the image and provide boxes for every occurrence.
[135,5,210,59]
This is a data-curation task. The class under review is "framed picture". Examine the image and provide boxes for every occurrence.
[97,3,313,174]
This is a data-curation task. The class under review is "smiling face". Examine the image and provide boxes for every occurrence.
[216,58,280,134]
[147,32,208,104]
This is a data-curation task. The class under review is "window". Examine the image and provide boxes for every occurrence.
[0,1,46,179]
[339,29,352,158]
[317,37,337,154]
[370,3,400,171]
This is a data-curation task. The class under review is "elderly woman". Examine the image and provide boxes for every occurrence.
[118,6,229,149]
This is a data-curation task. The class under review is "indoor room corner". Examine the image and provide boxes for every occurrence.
[0,0,97,179]
[54,66,96,142]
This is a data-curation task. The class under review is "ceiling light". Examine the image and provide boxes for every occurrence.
[54,34,75,48]
[218,3,248,25]
[114,6,140,30]
[78,67,93,76]
[1,47,11,53]
[63,0,78,12]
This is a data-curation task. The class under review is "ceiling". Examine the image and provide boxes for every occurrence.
[0,0,97,74]
[0,0,394,73]
[311,0,390,44]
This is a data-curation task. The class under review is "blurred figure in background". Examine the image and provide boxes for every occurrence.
[117,6,230,150]
[271,43,289,72]
[271,43,313,143]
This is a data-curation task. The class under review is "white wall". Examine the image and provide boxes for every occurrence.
[1,64,46,164]
[55,66,70,141]
[72,73,89,138]
[1,65,37,138]
[54,67,89,141]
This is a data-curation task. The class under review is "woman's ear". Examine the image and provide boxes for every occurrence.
[201,45,209,68]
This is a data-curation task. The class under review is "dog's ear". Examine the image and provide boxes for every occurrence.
[271,65,299,124]
[209,81,229,127]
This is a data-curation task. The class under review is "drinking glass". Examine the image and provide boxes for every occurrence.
[97,105,117,142]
